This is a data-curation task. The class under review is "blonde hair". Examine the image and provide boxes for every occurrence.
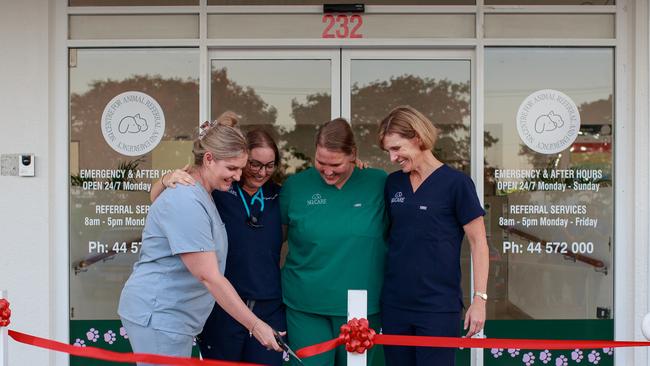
[378,105,439,150]
[315,118,357,157]
[192,111,247,165]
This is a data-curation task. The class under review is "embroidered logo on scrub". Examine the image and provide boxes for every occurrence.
[307,193,327,206]
[390,191,405,204]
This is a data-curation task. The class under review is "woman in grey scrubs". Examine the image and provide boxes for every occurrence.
[118,113,282,365]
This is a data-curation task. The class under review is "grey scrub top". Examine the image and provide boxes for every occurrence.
[118,181,228,336]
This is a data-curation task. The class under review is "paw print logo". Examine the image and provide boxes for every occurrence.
[491,348,504,358]
[571,349,584,363]
[508,349,521,357]
[602,348,613,356]
[119,326,128,339]
[73,338,86,347]
[539,350,552,364]
[522,351,536,366]
[103,330,117,345]
[86,328,100,343]
[555,355,568,366]
[588,350,601,364]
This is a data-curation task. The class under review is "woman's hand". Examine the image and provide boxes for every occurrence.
[251,321,284,352]
[354,159,369,169]
[163,165,194,188]
[463,299,486,337]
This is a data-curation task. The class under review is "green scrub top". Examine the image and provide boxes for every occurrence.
[280,167,388,316]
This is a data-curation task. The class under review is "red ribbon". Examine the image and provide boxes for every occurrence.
[8,330,262,365]
[295,318,650,359]
[339,318,376,354]
[0,299,10,327]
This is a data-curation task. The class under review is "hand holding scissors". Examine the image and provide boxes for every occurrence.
[273,330,303,364]
[250,320,284,353]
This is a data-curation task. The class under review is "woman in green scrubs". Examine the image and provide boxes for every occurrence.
[280,118,388,366]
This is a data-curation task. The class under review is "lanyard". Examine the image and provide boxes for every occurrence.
[236,184,264,219]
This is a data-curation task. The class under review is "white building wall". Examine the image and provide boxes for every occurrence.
[0,0,54,365]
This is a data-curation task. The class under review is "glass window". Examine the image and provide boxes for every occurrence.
[484,48,614,364]
[486,0,612,4]
[211,59,332,178]
[209,0,474,5]
[69,48,199,362]
[69,15,200,39]
[349,59,472,174]
[484,14,614,39]
[70,0,198,6]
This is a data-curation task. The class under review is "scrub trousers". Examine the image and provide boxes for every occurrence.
[121,318,194,366]
[381,304,461,366]
[197,298,286,366]
[286,307,384,366]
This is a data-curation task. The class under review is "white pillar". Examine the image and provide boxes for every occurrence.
[347,290,368,366]
[0,290,7,366]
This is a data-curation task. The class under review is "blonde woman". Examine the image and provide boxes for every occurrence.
[118,114,282,365]
[378,106,488,366]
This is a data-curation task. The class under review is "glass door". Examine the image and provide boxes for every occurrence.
[342,49,475,366]
[209,49,340,178]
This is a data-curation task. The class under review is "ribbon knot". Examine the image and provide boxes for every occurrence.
[338,318,376,354]
[0,299,11,327]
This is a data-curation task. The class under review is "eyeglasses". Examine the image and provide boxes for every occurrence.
[248,159,276,174]
[246,213,264,228]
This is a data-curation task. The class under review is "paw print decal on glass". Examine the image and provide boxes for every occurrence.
[539,350,552,364]
[522,351,536,366]
[103,330,117,345]
[571,349,584,363]
[119,326,129,339]
[508,348,521,357]
[86,328,100,343]
[73,338,86,347]
[602,348,613,356]
[555,355,568,366]
[491,348,504,358]
[588,350,601,364]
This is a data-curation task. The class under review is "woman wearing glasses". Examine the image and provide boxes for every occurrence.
[150,121,286,366]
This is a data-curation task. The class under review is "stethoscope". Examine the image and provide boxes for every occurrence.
[236,184,264,228]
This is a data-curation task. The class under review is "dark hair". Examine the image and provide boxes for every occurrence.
[315,118,357,157]
[246,129,280,166]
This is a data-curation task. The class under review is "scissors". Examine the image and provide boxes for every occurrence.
[273,330,303,364]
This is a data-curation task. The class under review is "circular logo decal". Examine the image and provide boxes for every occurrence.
[101,91,165,156]
[516,89,581,155]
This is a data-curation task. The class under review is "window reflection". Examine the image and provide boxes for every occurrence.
[211,59,332,180]
[484,48,614,321]
[350,59,473,174]
[69,49,199,319]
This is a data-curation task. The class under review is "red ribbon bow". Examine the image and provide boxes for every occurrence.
[339,318,376,354]
[0,299,11,327]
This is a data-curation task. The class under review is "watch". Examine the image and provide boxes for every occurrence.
[474,291,488,301]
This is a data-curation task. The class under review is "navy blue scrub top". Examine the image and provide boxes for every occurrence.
[212,181,283,300]
[381,165,485,313]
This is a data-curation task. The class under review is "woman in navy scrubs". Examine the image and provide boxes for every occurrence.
[151,125,286,366]
[377,106,489,366]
